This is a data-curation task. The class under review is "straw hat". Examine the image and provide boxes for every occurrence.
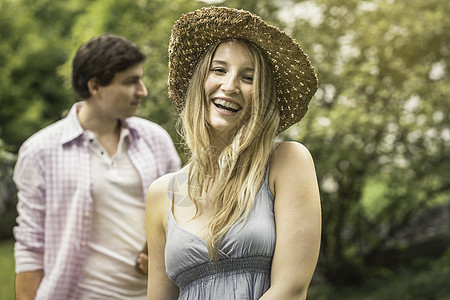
[168,6,318,132]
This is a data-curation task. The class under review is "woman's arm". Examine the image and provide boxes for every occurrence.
[146,174,179,300]
[261,142,322,299]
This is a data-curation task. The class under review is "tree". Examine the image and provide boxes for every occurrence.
[0,138,17,240]
[1,0,448,286]
[281,0,449,283]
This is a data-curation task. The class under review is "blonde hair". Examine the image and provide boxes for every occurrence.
[180,39,280,261]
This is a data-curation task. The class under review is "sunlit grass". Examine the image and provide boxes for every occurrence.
[0,239,15,300]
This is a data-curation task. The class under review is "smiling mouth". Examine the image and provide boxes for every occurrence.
[212,98,242,113]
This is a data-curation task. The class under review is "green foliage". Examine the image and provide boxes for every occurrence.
[284,0,450,283]
[0,0,449,291]
[0,140,17,240]
[0,0,90,151]
[308,250,450,300]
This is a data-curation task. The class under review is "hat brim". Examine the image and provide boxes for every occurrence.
[168,6,318,132]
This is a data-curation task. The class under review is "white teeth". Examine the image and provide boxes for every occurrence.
[213,99,242,111]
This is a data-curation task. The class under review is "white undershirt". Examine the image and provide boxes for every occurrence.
[75,128,147,299]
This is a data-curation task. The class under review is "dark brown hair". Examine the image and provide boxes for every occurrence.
[72,34,145,99]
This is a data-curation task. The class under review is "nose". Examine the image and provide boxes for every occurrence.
[221,73,239,94]
[136,80,148,97]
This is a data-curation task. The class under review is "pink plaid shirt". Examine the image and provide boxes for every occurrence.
[13,103,180,300]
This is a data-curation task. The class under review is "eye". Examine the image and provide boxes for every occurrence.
[211,67,226,74]
[242,74,253,83]
[124,78,141,85]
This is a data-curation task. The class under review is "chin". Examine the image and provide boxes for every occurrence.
[125,109,139,118]
[208,118,232,131]
[210,122,240,138]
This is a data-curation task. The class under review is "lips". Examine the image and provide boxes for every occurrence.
[131,99,141,106]
[212,98,242,113]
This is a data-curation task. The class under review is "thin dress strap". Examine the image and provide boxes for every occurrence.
[168,174,176,210]
[264,163,270,185]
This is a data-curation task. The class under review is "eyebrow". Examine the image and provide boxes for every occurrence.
[123,75,143,81]
[211,59,227,65]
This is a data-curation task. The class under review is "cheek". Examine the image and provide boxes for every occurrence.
[205,73,224,96]
[243,87,253,104]
[108,87,126,98]
[204,77,214,96]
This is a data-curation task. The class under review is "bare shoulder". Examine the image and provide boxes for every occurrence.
[146,164,189,218]
[269,141,317,195]
[271,141,314,169]
[147,172,177,201]
[146,171,178,224]
[149,164,189,196]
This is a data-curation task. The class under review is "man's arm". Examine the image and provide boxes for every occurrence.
[136,243,148,275]
[13,141,46,299]
[15,270,44,300]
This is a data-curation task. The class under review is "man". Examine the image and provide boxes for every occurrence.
[13,34,181,299]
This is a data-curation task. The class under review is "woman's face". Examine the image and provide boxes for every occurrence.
[204,40,254,140]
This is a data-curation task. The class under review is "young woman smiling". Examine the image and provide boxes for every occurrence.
[146,7,321,300]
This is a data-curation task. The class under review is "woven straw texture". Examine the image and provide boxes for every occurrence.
[168,6,318,132]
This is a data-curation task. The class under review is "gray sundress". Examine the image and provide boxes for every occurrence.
[165,167,276,299]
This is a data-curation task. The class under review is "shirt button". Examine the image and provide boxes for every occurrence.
[81,241,86,246]
[84,212,90,218]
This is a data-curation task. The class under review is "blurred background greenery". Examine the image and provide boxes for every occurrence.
[0,0,449,299]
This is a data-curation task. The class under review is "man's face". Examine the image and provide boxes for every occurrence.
[95,63,147,119]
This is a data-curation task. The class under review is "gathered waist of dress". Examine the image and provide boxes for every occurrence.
[174,255,272,291]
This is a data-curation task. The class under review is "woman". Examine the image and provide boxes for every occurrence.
[146,6,321,300]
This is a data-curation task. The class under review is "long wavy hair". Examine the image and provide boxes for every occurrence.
[180,39,280,261]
